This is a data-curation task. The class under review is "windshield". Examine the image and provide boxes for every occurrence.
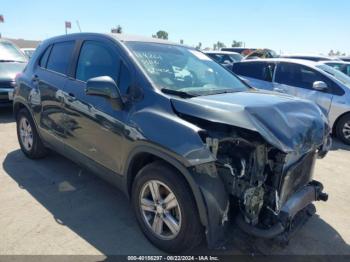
[0,41,27,62]
[316,64,350,88]
[126,42,249,96]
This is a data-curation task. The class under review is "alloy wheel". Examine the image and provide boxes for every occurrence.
[19,117,33,151]
[342,121,350,141]
[139,180,182,240]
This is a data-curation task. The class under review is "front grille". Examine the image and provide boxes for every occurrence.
[279,151,316,206]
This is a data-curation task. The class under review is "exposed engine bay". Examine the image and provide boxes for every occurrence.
[171,92,331,247]
[193,119,330,244]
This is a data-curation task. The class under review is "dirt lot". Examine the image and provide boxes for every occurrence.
[0,107,350,256]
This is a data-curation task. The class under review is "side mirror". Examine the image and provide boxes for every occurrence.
[86,76,124,110]
[313,81,328,91]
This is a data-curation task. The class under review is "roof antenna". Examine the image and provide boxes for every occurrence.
[76,20,82,32]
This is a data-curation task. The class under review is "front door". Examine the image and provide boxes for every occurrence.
[62,39,132,174]
[274,62,333,116]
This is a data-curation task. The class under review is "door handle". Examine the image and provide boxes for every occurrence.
[66,92,76,103]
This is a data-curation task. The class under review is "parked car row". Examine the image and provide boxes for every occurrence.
[231,58,350,144]
[0,39,27,107]
[12,33,331,253]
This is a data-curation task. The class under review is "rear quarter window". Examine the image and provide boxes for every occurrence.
[39,45,52,68]
[46,41,75,75]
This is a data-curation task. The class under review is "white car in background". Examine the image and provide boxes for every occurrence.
[319,60,350,77]
[21,48,36,59]
[281,54,340,62]
[204,50,243,68]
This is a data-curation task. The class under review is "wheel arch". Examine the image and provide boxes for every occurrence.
[125,146,209,227]
[13,101,29,118]
[332,111,350,134]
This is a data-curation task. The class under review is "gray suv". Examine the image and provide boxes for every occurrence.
[14,33,330,253]
[233,58,350,144]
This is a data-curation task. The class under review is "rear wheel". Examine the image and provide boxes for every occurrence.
[132,161,203,253]
[335,114,350,145]
[16,108,48,159]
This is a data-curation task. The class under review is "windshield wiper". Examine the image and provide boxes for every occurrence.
[161,88,195,98]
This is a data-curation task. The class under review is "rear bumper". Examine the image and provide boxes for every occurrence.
[236,180,327,239]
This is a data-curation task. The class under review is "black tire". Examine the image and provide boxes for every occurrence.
[335,114,350,145]
[16,108,48,159]
[132,161,203,253]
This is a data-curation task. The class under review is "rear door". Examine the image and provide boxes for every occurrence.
[62,38,133,174]
[232,61,276,90]
[34,41,75,149]
[274,62,333,115]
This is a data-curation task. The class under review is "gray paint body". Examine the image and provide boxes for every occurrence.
[13,33,330,248]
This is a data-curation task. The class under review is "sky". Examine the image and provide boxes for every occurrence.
[1,0,349,55]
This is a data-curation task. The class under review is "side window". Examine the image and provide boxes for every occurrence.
[76,41,120,82]
[276,62,340,93]
[39,45,51,68]
[232,62,275,82]
[46,41,75,75]
[275,63,297,86]
[299,66,320,89]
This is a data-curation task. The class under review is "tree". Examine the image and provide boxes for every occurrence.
[213,41,225,50]
[329,50,346,56]
[152,30,168,40]
[232,40,243,47]
[111,25,122,34]
[196,42,202,50]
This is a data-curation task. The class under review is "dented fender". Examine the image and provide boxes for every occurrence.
[190,163,230,249]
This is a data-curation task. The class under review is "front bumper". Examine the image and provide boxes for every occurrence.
[236,180,328,240]
[0,88,14,106]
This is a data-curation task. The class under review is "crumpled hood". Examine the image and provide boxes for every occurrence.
[171,90,329,154]
[0,62,26,81]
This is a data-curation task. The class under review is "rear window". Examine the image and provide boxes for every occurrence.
[232,62,275,82]
[46,41,75,75]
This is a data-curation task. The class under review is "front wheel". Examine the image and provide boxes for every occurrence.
[132,162,203,253]
[335,114,350,145]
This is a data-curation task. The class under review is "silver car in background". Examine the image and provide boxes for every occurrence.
[232,58,350,144]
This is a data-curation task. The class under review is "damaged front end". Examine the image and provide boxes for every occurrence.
[194,123,329,247]
[171,91,331,248]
